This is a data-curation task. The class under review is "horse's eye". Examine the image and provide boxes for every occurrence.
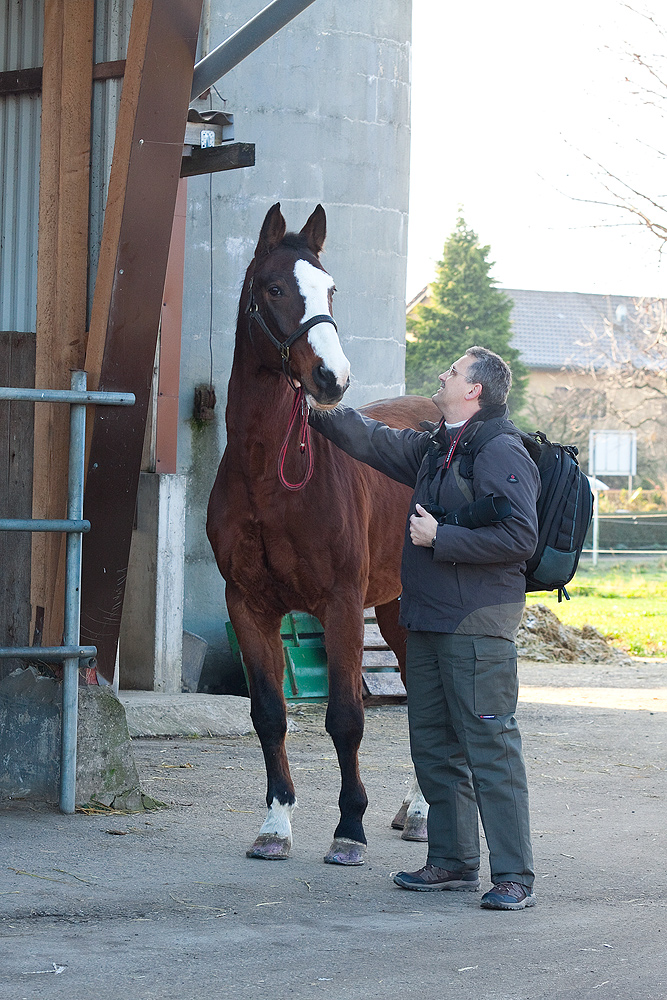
[268,285,282,297]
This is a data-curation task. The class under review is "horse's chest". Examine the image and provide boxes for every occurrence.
[213,446,351,603]
[224,502,322,598]
[258,518,316,579]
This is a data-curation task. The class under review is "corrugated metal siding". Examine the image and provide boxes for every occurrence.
[0,0,42,72]
[0,1,43,334]
[88,0,134,317]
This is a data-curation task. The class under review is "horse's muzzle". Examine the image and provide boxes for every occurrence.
[311,364,349,405]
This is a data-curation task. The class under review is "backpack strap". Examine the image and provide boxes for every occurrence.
[427,435,441,483]
[458,416,523,479]
[425,434,448,507]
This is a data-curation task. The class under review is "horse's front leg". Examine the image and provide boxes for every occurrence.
[320,606,368,866]
[227,587,295,860]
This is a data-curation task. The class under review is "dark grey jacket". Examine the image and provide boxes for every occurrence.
[310,403,540,641]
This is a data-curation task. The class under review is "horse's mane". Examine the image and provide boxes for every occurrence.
[279,232,312,252]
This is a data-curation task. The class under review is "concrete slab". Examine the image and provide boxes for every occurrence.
[2,658,667,1000]
[118,690,252,738]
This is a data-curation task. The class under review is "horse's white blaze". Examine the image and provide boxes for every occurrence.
[258,798,295,840]
[294,259,350,387]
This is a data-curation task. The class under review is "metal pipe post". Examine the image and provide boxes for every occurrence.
[0,519,90,532]
[0,387,134,405]
[0,645,96,661]
[190,0,317,99]
[59,371,87,814]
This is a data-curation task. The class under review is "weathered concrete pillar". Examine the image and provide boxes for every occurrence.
[119,472,187,692]
[0,666,147,809]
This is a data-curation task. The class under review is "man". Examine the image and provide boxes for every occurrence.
[309,346,540,910]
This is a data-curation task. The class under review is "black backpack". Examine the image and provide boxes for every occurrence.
[459,420,594,602]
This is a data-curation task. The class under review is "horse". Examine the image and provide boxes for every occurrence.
[207,203,437,865]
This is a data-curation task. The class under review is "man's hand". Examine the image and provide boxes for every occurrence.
[409,503,438,548]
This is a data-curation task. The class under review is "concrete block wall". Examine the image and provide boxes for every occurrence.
[178,0,412,689]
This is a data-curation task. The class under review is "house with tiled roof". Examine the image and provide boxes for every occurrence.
[406,287,667,481]
[407,286,662,371]
[504,289,656,370]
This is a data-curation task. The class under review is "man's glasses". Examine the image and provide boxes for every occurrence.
[444,365,476,383]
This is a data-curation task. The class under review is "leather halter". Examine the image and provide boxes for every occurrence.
[245,275,338,387]
[244,266,339,490]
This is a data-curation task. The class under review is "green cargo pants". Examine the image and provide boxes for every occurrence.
[406,631,534,888]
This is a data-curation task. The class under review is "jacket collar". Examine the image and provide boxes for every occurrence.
[427,403,509,447]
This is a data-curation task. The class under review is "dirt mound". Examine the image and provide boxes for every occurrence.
[517,603,631,663]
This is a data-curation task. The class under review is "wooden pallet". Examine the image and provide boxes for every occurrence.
[361,621,406,703]
[225,612,406,703]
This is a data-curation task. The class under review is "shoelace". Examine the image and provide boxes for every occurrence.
[491,881,524,898]
[418,865,454,881]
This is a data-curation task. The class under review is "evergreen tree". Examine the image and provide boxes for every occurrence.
[406,215,528,415]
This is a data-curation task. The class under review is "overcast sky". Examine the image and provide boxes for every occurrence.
[407,1,667,301]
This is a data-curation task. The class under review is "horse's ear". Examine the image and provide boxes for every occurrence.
[255,203,286,258]
[300,204,326,256]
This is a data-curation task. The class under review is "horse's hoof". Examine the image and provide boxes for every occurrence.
[324,837,367,866]
[400,816,428,842]
[246,834,291,860]
[391,803,408,830]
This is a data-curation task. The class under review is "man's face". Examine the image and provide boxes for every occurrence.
[431,354,480,419]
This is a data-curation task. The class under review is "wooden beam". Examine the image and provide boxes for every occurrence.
[80,0,203,680]
[0,67,42,95]
[0,61,125,97]
[156,179,188,475]
[0,333,35,679]
[92,60,126,81]
[32,0,94,648]
[180,140,255,178]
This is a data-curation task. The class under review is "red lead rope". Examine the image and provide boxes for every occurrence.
[278,387,314,491]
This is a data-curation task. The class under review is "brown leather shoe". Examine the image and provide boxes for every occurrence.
[393,863,480,891]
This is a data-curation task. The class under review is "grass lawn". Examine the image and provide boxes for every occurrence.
[525,559,667,658]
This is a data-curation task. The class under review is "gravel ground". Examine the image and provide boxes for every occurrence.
[1,658,665,1000]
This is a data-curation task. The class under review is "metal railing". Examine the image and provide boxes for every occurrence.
[0,371,134,814]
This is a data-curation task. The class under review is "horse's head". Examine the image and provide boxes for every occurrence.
[246,203,351,408]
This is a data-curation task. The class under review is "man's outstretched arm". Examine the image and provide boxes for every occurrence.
[309,405,428,487]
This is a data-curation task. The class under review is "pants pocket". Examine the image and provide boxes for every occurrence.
[472,636,518,717]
